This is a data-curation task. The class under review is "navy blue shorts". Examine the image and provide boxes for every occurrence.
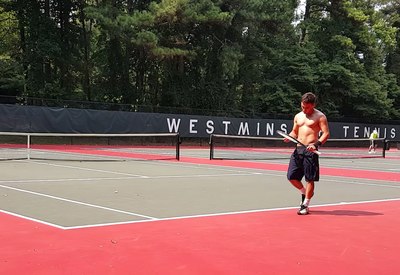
[287,147,320,182]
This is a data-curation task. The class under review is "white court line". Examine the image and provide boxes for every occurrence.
[127,159,262,173]
[64,197,400,230]
[0,170,398,185]
[3,156,274,178]
[17,158,261,177]
[28,160,150,178]
[0,184,157,220]
[207,167,400,184]
[0,172,268,185]
[142,172,400,188]
[323,177,400,188]
[0,209,65,229]
[143,172,264,179]
[0,177,138,184]
[0,172,299,185]
[321,164,398,171]
[184,156,399,174]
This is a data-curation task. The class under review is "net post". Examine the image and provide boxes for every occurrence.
[176,133,180,161]
[27,133,31,160]
[209,134,214,160]
[383,138,386,158]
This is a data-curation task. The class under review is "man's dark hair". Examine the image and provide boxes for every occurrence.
[301,92,317,104]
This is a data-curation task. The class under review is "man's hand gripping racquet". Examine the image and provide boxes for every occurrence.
[277,130,321,155]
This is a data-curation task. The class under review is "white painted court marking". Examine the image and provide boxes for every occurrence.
[0,176,142,184]
[64,197,400,230]
[29,160,150,178]
[14,157,263,177]
[0,184,157,220]
[323,178,400,188]
[142,172,266,179]
[0,169,397,185]
[0,172,275,185]
[0,209,65,229]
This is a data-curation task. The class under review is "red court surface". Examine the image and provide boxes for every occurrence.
[1,148,399,274]
[1,200,399,275]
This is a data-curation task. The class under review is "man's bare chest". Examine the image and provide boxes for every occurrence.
[297,116,319,128]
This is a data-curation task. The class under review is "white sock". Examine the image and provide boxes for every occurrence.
[300,187,306,194]
[303,199,310,206]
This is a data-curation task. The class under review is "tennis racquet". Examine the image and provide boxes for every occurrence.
[276,130,321,155]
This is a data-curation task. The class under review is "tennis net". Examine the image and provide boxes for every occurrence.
[0,132,181,161]
[209,134,386,160]
[386,139,400,150]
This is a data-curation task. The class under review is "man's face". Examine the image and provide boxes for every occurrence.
[301,102,315,115]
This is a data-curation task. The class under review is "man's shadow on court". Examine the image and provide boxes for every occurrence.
[311,210,383,216]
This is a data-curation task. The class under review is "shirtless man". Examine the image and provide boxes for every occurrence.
[284,92,330,215]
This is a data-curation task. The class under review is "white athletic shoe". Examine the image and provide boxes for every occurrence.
[297,205,309,215]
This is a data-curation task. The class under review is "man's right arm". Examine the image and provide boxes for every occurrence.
[317,115,330,145]
[283,116,298,143]
[290,115,299,138]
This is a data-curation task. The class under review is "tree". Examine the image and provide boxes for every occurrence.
[381,0,400,118]
[1,0,400,120]
[0,0,24,101]
[297,0,399,120]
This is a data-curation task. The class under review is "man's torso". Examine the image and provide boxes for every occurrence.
[295,110,323,145]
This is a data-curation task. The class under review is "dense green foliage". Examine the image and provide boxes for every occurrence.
[1,0,400,120]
